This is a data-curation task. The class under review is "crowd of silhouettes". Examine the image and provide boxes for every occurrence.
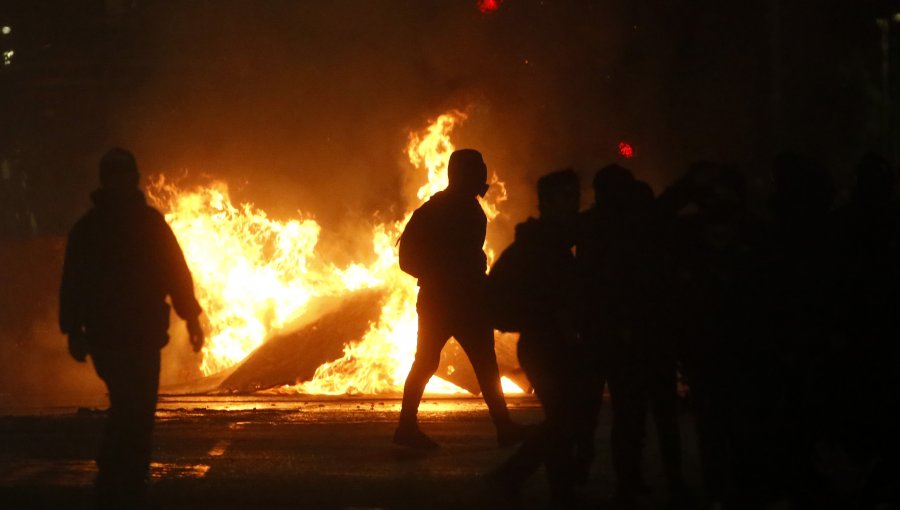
[480,151,899,510]
[61,146,898,510]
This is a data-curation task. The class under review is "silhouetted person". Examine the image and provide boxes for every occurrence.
[487,169,583,506]
[832,153,900,510]
[658,162,769,508]
[395,148,522,449]
[578,164,641,503]
[758,153,837,508]
[580,164,688,509]
[59,148,204,509]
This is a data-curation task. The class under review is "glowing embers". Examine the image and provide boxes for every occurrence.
[150,462,210,479]
[618,141,634,159]
[207,440,230,457]
[478,0,503,14]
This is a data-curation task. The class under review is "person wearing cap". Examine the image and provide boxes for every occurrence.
[59,148,204,508]
[395,148,525,449]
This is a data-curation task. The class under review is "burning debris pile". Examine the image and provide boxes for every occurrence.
[219,289,388,393]
[149,111,526,397]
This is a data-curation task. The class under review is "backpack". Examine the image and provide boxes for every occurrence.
[486,241,534,333]
[398,201,437,279]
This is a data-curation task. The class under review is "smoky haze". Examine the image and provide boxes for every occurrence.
[110,1,636,241]
[104,0,880,234]
[4,0,882,236]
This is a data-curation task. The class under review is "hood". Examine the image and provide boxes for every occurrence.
[514,217,575,249]
[514,217,541,243]
[90,188,147,209]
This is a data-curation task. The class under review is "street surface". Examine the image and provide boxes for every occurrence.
[0,395,702,509]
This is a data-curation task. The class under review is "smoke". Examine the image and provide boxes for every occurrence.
[0,239,106,410]
[104,1,874,236]
[105,1,640,240]
[0,314,108,411]
[0,238,204,409]
[4,0,877,238]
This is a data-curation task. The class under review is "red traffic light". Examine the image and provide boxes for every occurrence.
[478,0,502,13]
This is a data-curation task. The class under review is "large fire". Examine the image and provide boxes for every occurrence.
[148,110,522,396]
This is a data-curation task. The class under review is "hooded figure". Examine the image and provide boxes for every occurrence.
[59,148,204,508]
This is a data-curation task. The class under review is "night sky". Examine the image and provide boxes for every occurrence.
[0,0,894,237]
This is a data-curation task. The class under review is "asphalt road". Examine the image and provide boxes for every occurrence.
[0,395,703,509]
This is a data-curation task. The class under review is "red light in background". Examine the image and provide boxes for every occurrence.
[618,141,634,158]
[478,0,502,13]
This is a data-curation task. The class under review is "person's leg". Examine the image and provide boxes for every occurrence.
[398,328,447,424]
[689,373,734,506]
[572,362,603,486]
[91,346,160,509]
[454,325,511,427]
[571,327,606,485]
[491,337,556,483]
[649,359,692,509]
[493,336,580,507]
[542,373,581,505]
[395,297,450,447]
[608,365,649,503]
[91,348,122,502]
[119,350,161,489]
[649,360,685,489]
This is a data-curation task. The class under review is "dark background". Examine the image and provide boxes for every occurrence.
[1,0,897,239]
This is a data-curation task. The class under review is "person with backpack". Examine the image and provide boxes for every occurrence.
[486,168,585,505]
[395,148,525,449]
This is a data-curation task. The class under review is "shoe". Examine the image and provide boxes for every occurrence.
[496,422,536,448]
[392,424,439,449]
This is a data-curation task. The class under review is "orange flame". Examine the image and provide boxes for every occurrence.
[147,180,330,376]
[149,110,522,396]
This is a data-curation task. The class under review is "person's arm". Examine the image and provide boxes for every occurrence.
[158,217,205,352]
[464,202,488,276]
[547,254,580,347]
[59,224,88,362]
